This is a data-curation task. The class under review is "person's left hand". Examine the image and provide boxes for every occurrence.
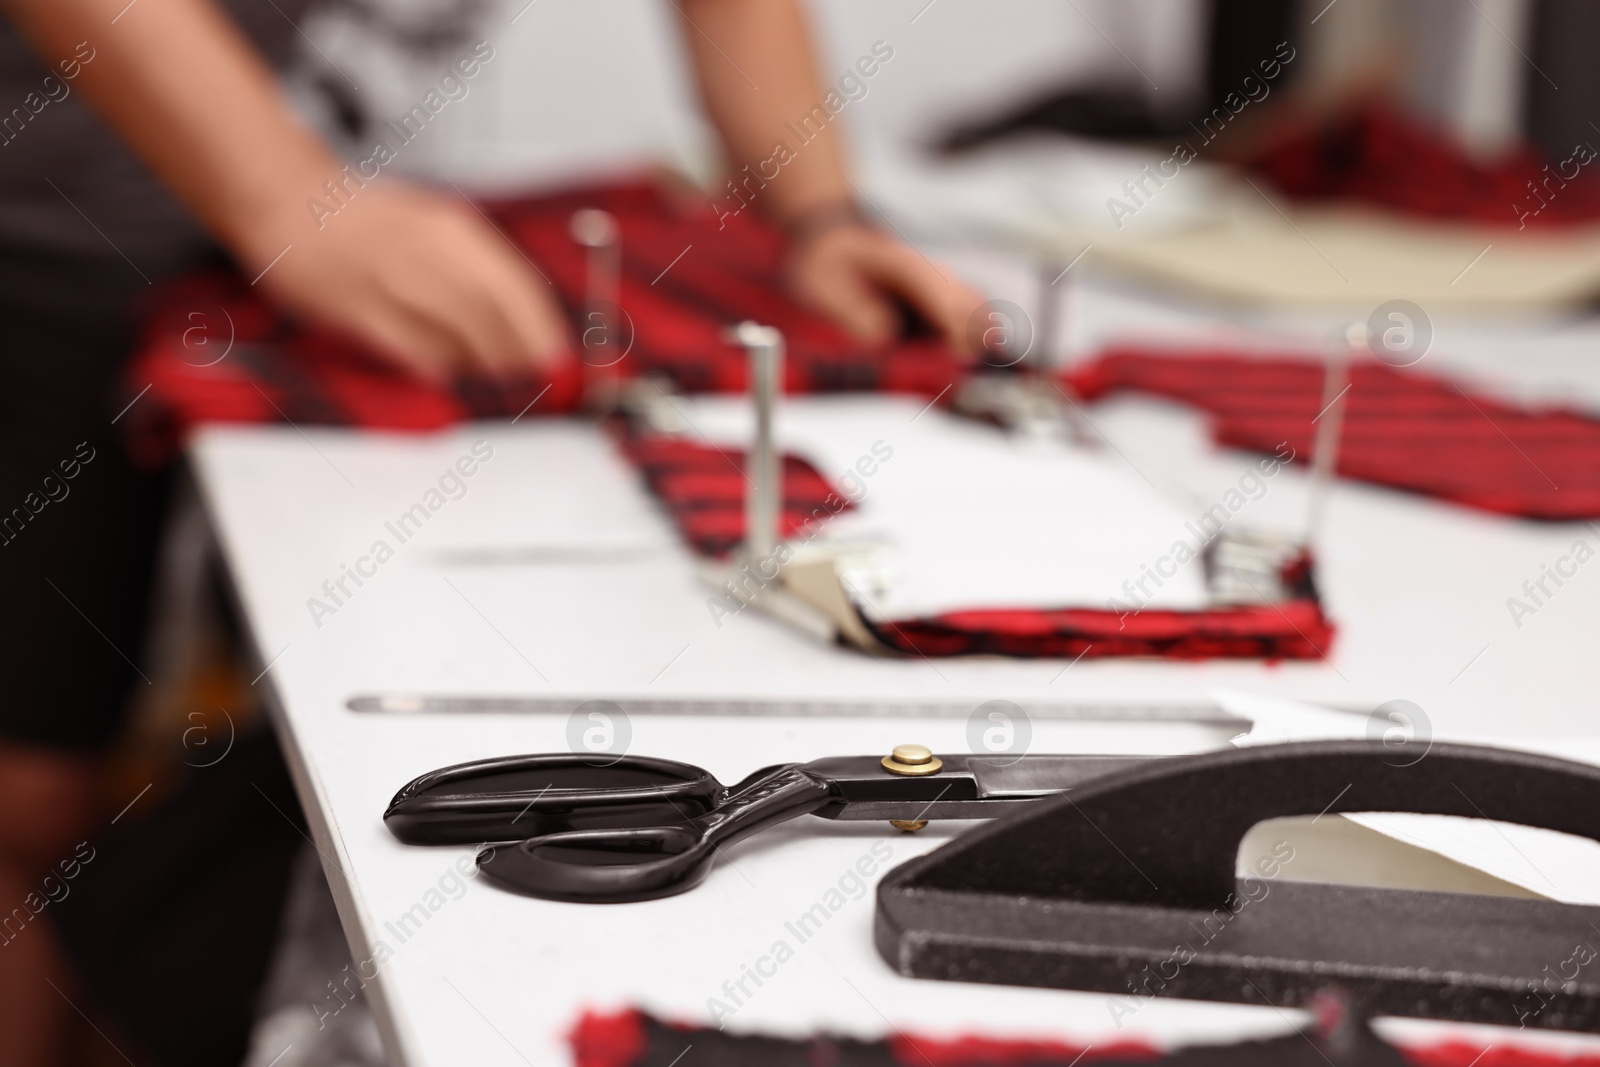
[784,222,985,355]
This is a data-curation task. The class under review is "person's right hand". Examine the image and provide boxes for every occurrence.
[235,181,572,383]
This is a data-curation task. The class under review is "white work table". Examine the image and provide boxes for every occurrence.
[191,275,1600,1064]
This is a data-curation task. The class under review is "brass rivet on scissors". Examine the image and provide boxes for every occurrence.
[882,744,942,776]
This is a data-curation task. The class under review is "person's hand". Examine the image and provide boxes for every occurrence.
[236,181,571,383]
[784,220,985,355]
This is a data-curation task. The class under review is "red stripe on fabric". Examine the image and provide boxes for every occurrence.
[568,1009,648,1067]
[886,1032,1159,1066]
[1400,1041,1600,1066]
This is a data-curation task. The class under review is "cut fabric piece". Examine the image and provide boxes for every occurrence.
[860,594,1330,661]
[1070,349,1600,521]
[1247,104,1600,229]
[617,428,1332,661]
[567,1007,1574,1067]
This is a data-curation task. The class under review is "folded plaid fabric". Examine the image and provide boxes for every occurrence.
[492,182,962,397]
[121,271,585,469]
[1070,348,1600,521]
[121,178,960,467]
[1246,104,1600,229]
[568,1007,1577,1067]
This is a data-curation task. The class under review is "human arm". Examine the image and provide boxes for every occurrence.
[0,0,569,379]
[673,0,983,351]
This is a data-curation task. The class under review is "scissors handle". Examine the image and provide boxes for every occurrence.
[384,753,728,845]
[475,764,834,903]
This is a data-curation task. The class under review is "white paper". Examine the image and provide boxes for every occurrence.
[1220,689,1600,905]
[677,395,1212,618]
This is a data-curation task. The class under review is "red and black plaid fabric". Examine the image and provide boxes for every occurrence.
[568,1008,1582,1067]
[619,436,852,558]
[1070,348,1600,521]
[1246,104,1600,228]
[120,178,962,468]
[493,181,962,397]
[120,271,586,469]
[860,594,1331,661]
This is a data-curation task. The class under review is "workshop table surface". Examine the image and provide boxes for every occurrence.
[190,270,1600,1065]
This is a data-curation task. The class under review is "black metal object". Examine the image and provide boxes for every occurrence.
[386,751,1157,902]
[875,740,1600,1033]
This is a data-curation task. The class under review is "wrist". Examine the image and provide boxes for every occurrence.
[776,199,869,248]
[216,149,348,264]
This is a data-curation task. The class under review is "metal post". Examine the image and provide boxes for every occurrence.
[569,208,620,351]
[1306,323,1360,543]
[729,321,784,564]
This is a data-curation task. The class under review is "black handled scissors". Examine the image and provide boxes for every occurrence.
[385,747,1157,903]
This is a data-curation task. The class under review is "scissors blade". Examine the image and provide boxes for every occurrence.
[969,754,1159,798]
[810,753,1163,821]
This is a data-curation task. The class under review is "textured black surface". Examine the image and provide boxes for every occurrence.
[876,740,1600,1032]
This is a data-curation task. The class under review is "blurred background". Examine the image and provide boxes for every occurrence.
[284,0,1574,186]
